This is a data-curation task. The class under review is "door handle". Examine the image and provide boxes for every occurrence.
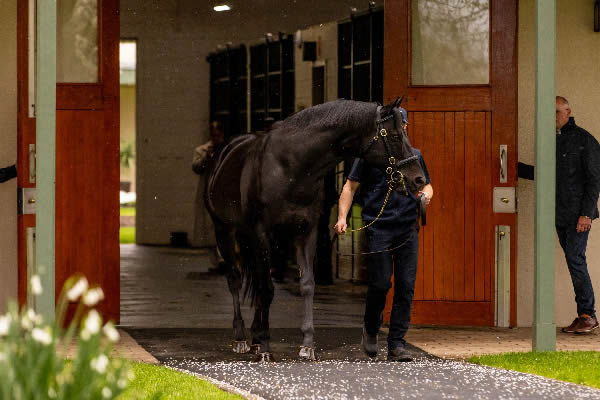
[29,144,36,184]
[499,145,507,183]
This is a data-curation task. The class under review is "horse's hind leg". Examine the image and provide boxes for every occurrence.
[296,226,319,361]
[249,228,275,362]
[214,222,249,353]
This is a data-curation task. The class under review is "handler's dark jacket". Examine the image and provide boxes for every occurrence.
[556,117,600,226]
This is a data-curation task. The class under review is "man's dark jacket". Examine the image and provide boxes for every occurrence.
[556,117,600,226]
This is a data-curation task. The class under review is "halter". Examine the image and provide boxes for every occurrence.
[347,107,422,233]
[359,106,420,195]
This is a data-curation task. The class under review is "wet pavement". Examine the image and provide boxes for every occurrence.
[121,245,600,399]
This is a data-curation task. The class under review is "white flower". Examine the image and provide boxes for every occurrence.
[48,388,57,398]
[117,378,128,389]
[0,315,11,336]
[102,387,112,398]
[21,314,33,330]
[27,309,43,325]
[67,277,88,301]
[83,287,104,306]
[103,322,120,343]
[90,354,109,374]
[31,327,52,345]
[127,370,135,381]
[31,275,43,295]
[0,352,6,361]
[81,310,102,339]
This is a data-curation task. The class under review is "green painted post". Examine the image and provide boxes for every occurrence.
[533,0,556,351]
[35,0,56,322]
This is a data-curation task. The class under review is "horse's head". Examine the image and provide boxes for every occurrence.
[359,97,427,194]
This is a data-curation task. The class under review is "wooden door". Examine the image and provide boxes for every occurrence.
[383,0,517,326]
[18,0,120,322]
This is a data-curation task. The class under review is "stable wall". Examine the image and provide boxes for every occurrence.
[0,0,18,311]
[517,0,600,326]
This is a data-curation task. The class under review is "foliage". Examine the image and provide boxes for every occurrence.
[0,275,134,399]
[469,351,600,388]
[120,143,135,169]
[118,362,241,400]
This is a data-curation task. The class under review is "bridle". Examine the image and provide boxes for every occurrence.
[359,106,420,196]
[348,106,423,234]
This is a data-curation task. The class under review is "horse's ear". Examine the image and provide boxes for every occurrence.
[393,96,404,108]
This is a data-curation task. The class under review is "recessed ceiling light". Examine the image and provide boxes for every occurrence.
[213,4,231,12]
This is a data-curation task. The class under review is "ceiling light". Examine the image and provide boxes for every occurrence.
[213,4,231,12]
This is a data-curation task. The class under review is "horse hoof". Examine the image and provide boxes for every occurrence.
[256,352,276,362]
[232,341,251,354]
[250,344,261,354]
[299,346,316,361]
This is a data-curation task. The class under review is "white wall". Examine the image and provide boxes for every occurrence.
[120,0,365,245]
[517,0,600,326]
[0,0,18,311]
[295,22,339,108]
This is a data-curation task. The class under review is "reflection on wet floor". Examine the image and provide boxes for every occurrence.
[120,244,366,328]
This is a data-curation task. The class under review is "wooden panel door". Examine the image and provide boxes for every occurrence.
[18,0,120,322]
[383,0,517,326]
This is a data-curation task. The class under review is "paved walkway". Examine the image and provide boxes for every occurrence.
[119,245,600,399]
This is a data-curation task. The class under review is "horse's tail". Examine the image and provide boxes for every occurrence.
[236,231,259,306]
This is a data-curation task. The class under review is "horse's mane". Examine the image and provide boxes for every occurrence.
[273,99,378,135]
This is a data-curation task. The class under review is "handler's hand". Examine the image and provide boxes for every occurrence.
[577,216,592,233]
[334,219,348,235]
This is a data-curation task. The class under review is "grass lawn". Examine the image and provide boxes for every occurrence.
[121,207,136,216]
[120,227,136,244]
[469,351,600,389]
[119,362,242,400]
[120,207,136,244]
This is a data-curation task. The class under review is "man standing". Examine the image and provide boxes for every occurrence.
[334,148,432,361]
[556,96,600,334]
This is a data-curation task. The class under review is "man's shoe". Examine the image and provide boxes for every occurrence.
[387,344,412,362]
[561,317,581,333]
[361,328,378,358]
[574,315,599,334]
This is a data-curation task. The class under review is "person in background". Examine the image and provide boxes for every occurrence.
[555,96,600,334]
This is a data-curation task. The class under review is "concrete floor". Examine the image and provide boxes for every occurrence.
[120,244,367,329]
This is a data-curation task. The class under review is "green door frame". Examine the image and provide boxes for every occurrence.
[35,0,56,322]
[533,0,556,351]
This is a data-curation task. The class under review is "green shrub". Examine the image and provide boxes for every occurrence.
[0,275,134,399]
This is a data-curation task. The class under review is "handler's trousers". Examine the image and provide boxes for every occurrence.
[556,224,596,318]
[364,228,419,349]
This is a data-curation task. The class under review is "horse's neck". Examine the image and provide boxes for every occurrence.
[270,125,363,180]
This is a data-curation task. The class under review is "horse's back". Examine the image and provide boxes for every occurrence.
[207,134,258,226]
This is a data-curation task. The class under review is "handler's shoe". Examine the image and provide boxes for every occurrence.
[575,315,599,333]
[387,345,412,362]
[361,328,378,358]
[562,315,599,334]
[561,317,581,333]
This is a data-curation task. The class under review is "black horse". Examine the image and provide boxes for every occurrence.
[206,98,426,361]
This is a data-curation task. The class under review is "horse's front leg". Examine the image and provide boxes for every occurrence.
[296,226,318,361]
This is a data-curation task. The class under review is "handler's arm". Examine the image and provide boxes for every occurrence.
[334,180,360,234]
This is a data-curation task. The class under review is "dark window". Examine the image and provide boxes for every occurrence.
[312,66,325,106]
[208,45,248,138]
[250,35,294,130]
[338,9,383,104]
